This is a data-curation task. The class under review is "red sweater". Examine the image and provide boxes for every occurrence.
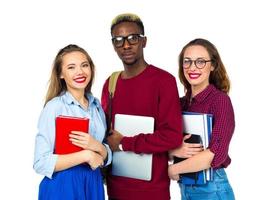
[101,65,183,200]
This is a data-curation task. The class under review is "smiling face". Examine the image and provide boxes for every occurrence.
[183,45,214,95]
[111,22,146,67]
[60,51,92,95]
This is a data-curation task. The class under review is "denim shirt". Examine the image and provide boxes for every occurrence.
[33,91,112,179]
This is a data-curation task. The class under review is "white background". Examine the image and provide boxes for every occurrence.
[0,0,256,199]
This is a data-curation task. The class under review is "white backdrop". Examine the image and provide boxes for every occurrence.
[0,0,256,199]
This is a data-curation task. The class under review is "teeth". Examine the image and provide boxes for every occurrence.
[189,74,200,78]
[75,77,85,81]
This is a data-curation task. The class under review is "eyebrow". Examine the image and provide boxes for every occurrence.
[183,57,207,59]
[66,61,89,67]
[66,63,76,67]
[81,61,89,65]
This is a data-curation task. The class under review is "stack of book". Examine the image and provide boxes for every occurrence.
[174,112,213,184]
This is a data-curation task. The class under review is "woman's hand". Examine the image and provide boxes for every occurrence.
[169,134,203,159]
[168,164,180,180]
[86,150,104,170]
[69,131,99,151]
[70,131,107,160]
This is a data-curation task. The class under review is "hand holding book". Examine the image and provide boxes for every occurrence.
[69,131,98,151]
[70,131,107,159]
[169,134,203,159]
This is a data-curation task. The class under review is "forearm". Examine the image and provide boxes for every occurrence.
[54,150,91,172]
[171,149,214,174]
[95,142,107,160]
[122,130,182,154]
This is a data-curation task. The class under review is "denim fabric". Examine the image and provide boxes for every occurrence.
[179,168,235,200]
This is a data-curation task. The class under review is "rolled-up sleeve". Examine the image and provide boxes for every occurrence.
[103,143,112,166]
[33,103,58,179]
[209,94,235,168]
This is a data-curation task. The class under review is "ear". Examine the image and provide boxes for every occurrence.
[142,36,147,48]
[211,65,215,71]
[60,73,64,79]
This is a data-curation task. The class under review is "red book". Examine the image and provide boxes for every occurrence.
[55,115,89,154]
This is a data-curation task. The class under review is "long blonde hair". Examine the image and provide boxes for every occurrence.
[178,38,230,94]
[44,44,95,106]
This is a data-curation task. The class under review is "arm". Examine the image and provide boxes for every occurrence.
[69,131,107,160]
[169,94,235,179]
[120,76,183,153]
[168,149,214,180]
[209,94,235,168]
[33,101,104,179]
[33,103,59,178]
[69,98,112,166]
[168,134,203,160]
[55,150,103,171]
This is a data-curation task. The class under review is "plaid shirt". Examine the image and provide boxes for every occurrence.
[180,84,235,169]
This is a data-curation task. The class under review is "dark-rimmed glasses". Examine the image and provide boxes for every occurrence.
[112,34,144,48]
[183,58,212,69]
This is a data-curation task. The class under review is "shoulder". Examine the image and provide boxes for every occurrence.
[44,96,64,111]
[211,87,233,110]
[149,65,175,79]
[87,93,103,110]
[148,65,177,86]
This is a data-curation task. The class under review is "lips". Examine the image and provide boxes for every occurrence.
[74,76,86,83]
[122,52,134,59]
[188,73,201,79]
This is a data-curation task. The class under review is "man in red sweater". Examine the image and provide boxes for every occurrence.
[101,13,183,200]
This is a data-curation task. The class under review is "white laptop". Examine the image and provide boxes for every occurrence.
[112,114,154,181]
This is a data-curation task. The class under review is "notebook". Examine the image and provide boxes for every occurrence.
[112,114,154,181]
[176,112,213,184]
[55,115,89,154]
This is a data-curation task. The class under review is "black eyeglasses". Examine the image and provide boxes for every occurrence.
[183,58,212,69]
[112,34,144,48]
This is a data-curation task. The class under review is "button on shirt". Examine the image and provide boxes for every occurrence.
[33,91,112,178]
[180,84,235,169]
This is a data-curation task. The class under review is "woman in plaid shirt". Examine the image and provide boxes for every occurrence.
[168,38,235,200]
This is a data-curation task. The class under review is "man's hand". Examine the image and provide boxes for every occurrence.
[107,130,123,151]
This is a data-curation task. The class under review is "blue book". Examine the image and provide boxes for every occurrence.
[177,112,213,185]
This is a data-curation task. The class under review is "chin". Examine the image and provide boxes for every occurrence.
[123,60,137,66]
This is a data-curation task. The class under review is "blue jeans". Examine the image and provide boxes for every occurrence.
[179,168,235,200]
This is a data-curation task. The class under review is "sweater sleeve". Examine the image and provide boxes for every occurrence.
[121,76,183,154]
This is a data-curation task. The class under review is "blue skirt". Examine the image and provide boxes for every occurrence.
[39,165,105,200]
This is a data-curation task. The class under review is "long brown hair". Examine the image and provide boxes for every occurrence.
[44,44,95,106]
[178,38,230,94]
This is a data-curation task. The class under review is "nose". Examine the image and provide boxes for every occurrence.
[76,66,83,74]
[123,39,131,49]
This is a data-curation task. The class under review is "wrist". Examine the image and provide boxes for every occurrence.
[100,144,107,159]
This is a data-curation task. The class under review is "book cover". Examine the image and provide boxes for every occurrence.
[55,115,89,154]
[177,112,213,185]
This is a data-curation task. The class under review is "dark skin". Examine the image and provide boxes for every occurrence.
[107,22,148,151]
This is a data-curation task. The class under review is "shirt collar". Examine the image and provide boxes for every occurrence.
[186,84,216,104]
[61,91,97,108]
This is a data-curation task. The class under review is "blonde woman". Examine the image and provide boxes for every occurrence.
[33,44,111,200]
